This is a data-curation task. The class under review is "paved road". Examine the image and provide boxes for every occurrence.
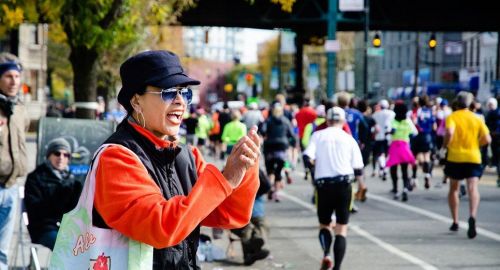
[202,153,500,270]
[9,139,500,269]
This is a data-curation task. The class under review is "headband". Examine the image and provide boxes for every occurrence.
[0,62,22,77]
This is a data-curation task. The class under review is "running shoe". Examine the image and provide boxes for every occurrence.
[267,190,275,201]
[244,248,270,266]
[449,222,459,231]
[402,191,408,202]
[350,204,359,213]
[468,217,477,239]
[320,256,333,270]
[424,177,430,189]
[273,191,281,202]
[459,184,467,197]
[286,171,293,184]
[359,188,368,202]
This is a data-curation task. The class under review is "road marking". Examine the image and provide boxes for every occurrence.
[350,225,438,270]
[280,192,438,270]
[368,193,500,242]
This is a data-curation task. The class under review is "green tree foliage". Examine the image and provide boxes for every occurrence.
[1,0,196,118]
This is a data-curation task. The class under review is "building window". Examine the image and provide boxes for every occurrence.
[484,59,488,83]
[407,46,411,67]
[469,40,474,68]
[382,52,386,70]
[463,41,468,67]
[389,48,393,69]
[476,39,480,67]
[397,47,401,68]
[30,26,39,45]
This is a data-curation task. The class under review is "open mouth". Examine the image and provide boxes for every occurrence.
[167,112,183,122]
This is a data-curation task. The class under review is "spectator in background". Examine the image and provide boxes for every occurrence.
[0,52,29,270]
[24,138,82,250]
[230,168,271,265]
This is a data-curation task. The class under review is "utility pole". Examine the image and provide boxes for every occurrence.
[413,32,420,98]
[326,0,338,99]
[496,31,500,81]
[278,30,282,93]
[363,0,370,98]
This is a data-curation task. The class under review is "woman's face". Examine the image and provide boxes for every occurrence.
[134,85,187,138]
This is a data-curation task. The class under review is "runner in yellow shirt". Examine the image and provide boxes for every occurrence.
[444,91,491,238]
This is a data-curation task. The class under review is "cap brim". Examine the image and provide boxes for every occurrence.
[148,73,200,89]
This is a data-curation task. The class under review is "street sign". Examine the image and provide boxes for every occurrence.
[339,0,364,12]
[367,48,384,56]
[324,40,340,52]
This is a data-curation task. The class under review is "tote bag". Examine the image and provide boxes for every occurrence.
[49,144,153,270]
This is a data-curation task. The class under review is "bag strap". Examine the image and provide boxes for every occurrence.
[76,143,140,221]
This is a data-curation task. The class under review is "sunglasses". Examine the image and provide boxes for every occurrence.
[145,87,193,105]
[53,151,71,158]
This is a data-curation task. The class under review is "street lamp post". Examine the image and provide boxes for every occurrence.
[363,0,370,98]
[326,0,337,99]
[413,32,420,98]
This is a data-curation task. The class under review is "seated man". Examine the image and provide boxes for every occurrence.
[24,138,83,250]
[230,168,271,265]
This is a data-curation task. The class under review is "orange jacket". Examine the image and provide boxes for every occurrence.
[94,123,259,249]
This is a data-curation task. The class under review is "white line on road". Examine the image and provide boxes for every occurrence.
[280,192,438,270]
[350,225,438,270]
[368,193,500,242]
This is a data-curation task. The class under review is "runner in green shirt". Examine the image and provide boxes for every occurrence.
[222,110,247,154]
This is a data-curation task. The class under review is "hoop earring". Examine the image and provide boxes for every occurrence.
[135,110,146,129]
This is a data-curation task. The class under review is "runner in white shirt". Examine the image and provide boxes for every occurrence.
[372,99,395,180]
[303,107,364,270]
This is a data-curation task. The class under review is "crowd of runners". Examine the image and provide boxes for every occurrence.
[180,90,495,269]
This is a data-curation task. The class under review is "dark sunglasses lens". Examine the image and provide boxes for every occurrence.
[54,151,70,158]
[161,91,178,103]
[161,88,193,105]
[183,88,193,105]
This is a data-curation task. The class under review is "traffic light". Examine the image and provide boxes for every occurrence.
[372,33,381,48]
[245,73,254,85]
[428,33,437,50]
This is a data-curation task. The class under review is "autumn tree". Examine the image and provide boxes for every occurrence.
[1,0,196,118]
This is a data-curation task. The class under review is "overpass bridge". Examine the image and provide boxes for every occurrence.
[178,0,500,101]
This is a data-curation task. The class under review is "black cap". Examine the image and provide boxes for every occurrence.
[118,50,200,112]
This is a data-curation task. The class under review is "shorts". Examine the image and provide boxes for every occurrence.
[316,181,352,225]
[413,133,434,153]
[209,134,221,142]
[265,158,285,182]
[444,161,483,180]
[197,138,206,146]
[373,140,388,157]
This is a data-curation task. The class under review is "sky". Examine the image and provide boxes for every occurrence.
[239,28,279,64]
